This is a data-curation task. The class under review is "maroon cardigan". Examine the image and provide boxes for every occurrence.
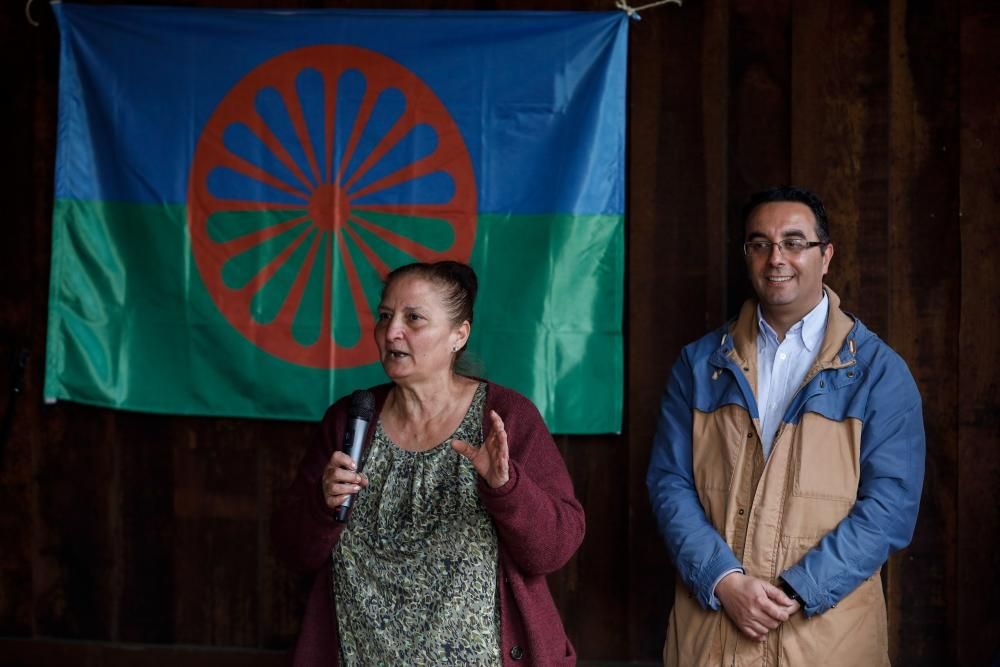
[271,380,585,666]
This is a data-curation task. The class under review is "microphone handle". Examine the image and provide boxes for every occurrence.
[334,416,368,523]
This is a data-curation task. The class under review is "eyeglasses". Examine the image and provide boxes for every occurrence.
[743,239,827,257]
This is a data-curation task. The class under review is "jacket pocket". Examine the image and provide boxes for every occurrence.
[789,411,861,502]
[691,405,746,492]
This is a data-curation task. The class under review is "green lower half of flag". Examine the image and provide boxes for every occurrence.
[44,200,623,433]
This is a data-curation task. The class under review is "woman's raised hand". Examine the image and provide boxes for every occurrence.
[321,450,369,510]
[451,409,510,488]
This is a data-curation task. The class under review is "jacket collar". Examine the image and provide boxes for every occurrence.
[717,285,861,372]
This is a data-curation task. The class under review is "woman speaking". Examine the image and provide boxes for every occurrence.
[272,261,585,666]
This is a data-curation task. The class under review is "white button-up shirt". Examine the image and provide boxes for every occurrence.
[756,291,829,458]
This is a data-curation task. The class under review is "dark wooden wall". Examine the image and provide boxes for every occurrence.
[2,1,998,665]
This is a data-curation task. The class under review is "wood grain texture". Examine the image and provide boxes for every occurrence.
[790,0,890,331]
[887,0,962,664]
[957,2,1000,665]
[551,436,627,660]
[726,0,792,317]
[1,0,998,664]
[626,0,729,658]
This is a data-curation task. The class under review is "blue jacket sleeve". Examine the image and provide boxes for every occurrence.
[647,350,743,611]
[780,351,926,616]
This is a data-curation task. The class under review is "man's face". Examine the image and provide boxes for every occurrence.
[744,201,834,322]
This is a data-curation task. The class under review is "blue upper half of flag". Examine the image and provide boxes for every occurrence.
[53,4,627,215]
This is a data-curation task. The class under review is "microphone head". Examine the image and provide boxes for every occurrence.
[349,389,376,421]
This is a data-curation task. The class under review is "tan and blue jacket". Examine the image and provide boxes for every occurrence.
[647,288,925,666]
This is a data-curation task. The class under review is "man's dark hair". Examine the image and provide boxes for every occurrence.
[741,186,831,244]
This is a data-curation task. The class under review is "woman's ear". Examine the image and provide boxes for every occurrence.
[452,320,471,350]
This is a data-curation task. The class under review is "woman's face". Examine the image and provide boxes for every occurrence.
[374,275,469,384]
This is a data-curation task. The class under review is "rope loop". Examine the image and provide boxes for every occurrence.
[26,0,40,27]
[616,0,683,20]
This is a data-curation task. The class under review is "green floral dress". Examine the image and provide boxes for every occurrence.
[332,382,501,666]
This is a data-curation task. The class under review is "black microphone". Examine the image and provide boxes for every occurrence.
[335,389,375,523]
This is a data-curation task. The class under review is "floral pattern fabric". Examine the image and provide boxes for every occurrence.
[332,382,500,666]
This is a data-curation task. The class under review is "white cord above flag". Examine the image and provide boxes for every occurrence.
[615,0,683,20]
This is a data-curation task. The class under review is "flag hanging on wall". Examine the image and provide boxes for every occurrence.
[45,4,627,433]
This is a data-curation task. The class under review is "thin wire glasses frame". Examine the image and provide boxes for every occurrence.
[743,239,828,257]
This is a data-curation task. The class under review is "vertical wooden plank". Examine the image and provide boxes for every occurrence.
[626,0,728,659]
[258,419,313,650]
[549,436,627,660]
[0,0,45,639]
[25,0,60,642]
[887,0,960,664]
[957,2,1000,665]
[33,405,117,640]
[624,6,674,659]
[172,420,259,646]
[726,0,792,316]
[0,347,35,637]
[790,0,890,331]
[115,413,176,643]
[700,0,729,332]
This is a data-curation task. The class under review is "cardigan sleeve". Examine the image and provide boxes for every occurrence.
[477,384,585,576]
[271,398,350,573]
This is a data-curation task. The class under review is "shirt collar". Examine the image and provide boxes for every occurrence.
[756,290,829,352]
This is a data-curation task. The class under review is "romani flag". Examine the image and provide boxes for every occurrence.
[45,3,626,434]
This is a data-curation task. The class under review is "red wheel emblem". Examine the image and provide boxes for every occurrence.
[188,46,477,368]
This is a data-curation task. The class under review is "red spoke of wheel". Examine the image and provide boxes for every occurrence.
[315,235,334,357]
[350,202,472,219]
[340,110,416,193]
[235,223,315,301]
[241,110,316,195]
[332,226,377,344]
[334,78,381,190]
[212,149,311,202]
[202,200,306,213]
[348,215,450,264]
[323,70,341,186]
[342,224,392,279]
[217,213,311,262]
[348,153,446,203]
[268,229,325,331]
[272,77,323,189]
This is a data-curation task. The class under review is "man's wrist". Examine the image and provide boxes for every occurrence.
[710,568,744,608]
[778,577,803,604]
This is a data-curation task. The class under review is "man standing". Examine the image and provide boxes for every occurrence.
[647,186,925,666]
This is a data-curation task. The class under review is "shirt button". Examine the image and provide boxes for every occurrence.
[510,645,525,660]
[779,353,787,360]
[738,508,745,515]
